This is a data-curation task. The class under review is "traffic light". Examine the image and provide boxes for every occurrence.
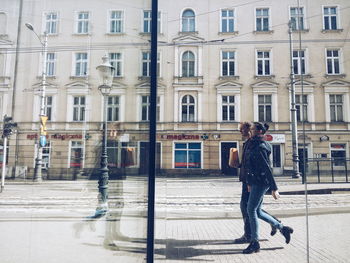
[2,115,17,138]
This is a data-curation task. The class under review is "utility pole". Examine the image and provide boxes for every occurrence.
[26,23,48,182]
[288,21,301,179]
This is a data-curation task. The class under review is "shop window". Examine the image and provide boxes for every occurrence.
[330,143,346,167]
[107,141,137,168]
[174,142,201,168]
[70,141,83,168]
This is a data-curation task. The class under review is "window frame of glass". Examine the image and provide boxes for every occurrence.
[182,9,195,32]
[326,49,341,75]
[109,52,123,77]
[290,7,305,31]
[181,94,196,122]
[45,12,58,35]
[220,9,235,33]
[255,8,270,31]
[292,50,306,75]
[295,94,308,122]
[73,96,86,122]
[329,94,343,122]
[221,95,235,121]
[182,51,195,77]
[74,52,88,76]
[256,50,271,76]
[174,142,202,169]
[221,50,235,76]
[323,6,338,30]
[76,11,89,34]
[109,10,124,33]
[258,94,272,122]
[44,95,53,121]
[46,52,56,76]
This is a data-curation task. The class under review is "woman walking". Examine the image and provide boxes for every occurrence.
[243,122,294,254]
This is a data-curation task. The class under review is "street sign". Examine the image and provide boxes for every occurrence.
[39,135,47,147]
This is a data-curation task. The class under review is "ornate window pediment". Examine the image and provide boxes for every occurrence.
[32,81,58,95]
[251,80,279,89]
[321,79,350,87]
[136,81,165,95]
[172,34,204,44]
[215,81,242,93]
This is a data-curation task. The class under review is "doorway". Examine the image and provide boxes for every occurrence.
[221,142,238,176]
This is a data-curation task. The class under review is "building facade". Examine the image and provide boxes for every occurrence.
[1,0,350,178]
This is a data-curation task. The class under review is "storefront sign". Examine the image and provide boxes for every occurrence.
[27,134,83,140]
[265,134,285,143]
[160,134,200,140]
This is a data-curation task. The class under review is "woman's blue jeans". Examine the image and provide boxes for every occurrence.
[247,184,283,242]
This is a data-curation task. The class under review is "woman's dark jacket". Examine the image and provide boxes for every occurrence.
[246,135,278,191]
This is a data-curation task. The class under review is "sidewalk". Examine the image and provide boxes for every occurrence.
[0,177,349,262]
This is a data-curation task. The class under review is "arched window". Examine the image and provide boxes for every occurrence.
[181,95,195,122]
[182,9,195,32]
[182,51,195,77]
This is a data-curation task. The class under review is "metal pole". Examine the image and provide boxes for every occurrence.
[147,0,158,261]
[33,31,47,182]
[1,136,7,192]
[98,94,109,212]
[288,21,301,179]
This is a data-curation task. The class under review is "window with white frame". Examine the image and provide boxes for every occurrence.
[73,96,86,121]
[174,142,201,168]
[109,53,122,77]
[182,51,195,77]
[46,52,56,76]
[76,12,89,34]
[181,95,195,122]
[221,51,235,76]
[323,6,338,30]
[142,51,151,77]
[45,12,58,34]
[182,9,195,32]
[143,10,161,33]
[110,10,123,33]
[257,51,271,76]
[330,143,346,167]
[258,94,272,122]
[141,95,160,121]
[256,8,269,31]
[70,141,83,168]
[42,141,51,169]
[326,49,340,75]
[293,50,306,75]
[295,94,308,121]
[44,96,53,121]
[329,94,343,122]
[222,95,235,121]
[74,52,88,76]
[107,96,120,122]
[107,141,137,168]
[290,7,305,30]
[141,51,160,77]
[221,9,235,33]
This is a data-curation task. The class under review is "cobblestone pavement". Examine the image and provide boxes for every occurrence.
[0,177,349,263]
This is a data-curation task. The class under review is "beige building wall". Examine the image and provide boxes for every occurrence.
[1,0,349,177]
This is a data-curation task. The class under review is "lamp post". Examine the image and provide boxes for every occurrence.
[288,21,301,179]
[25,22,48,182]
[96,55,115,212]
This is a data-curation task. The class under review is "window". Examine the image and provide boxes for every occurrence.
[45,96,53,121]
[290,7,305,30]
[181,95,195,122]
[109,53,122,77]
[295,95,308,121]
[110,10,123,33]
[258,95,272,122]
[326,49,340,74]
[42,142,51,169]
[293,50,306,75]
[222,95,235,121]
[45,12,58,34]
[46,53,56,76]
[323,6,338,30]
[107,141,137,168]
[221,9,235,33]
[76,12,89,34]
[74,53,88,76]
[182,9,195,32]
[143,10,161,33]
[329,94,343,122]
[174,142,201,168]
[257,51,271,76]
[70,141,83,168]
[256,8,269,31]
[221,51,235,76]
[107,96,119,122]
[182,51,195,77]
[141,95,160,121]
[330,144,346,167]
[142,52,151,77]
[73,96,86,121]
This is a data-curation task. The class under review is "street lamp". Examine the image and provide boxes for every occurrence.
[25,22,48,182]
[96,55,115,212]
[288,21,301,179]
